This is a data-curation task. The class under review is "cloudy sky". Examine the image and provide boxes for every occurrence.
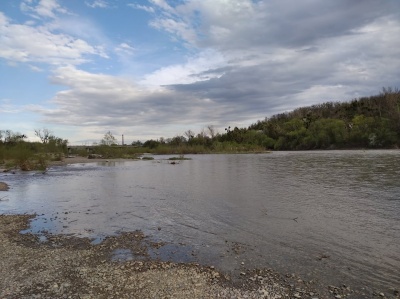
[1,0,399,144]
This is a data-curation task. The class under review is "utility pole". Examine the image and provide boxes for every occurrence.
[122,134,124,146]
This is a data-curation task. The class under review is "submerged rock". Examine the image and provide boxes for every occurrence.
[0,182,9,191]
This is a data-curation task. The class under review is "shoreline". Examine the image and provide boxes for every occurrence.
[1,214,393,298]
[2,155,399,298]
[0,214,322,298]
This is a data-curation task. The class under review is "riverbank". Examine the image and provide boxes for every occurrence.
[0,214,320,299]
[2,153,399,298]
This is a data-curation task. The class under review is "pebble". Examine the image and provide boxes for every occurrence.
[258,288,268,296]
[0,215,326,299]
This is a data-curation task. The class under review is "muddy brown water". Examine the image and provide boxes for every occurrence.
[1,151,399,296]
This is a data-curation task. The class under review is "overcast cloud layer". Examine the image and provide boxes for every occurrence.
[1,0,399,144]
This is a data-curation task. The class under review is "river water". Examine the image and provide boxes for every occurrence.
[1,151,399,295]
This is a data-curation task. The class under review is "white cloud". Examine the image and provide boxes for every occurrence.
[85,0,109,9]
[46,17,111,51]
[148,0,260,48]
[29,64,44,72]
[0,12,107,65]
[140,49,226,86]
[150,17,197,46]
[29,66,239,139]
[149,0,174,13]
[0,99,21,114]
[115,43,135,56]
[127,4,155,13]
[20,0,69,19]
[148,0,400,53]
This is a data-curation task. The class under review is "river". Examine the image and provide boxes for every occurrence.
[1,150,399,296]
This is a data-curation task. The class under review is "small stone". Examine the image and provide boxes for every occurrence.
[258,289,268,296]
[379,293,385,297]
[240,272,246,276]
[293,293,301,298]
[335,295,342,299]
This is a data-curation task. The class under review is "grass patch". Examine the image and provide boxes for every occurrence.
[168,155,192,161]
[141,156,154,160]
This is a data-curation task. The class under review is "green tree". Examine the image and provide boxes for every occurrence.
[143,139,160,149]
[306,119,347,149]
[279,118,307,149]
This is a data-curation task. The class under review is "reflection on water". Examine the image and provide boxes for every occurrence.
[1,151,400,294]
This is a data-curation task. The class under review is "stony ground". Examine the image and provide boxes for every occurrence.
[0,214,322,299]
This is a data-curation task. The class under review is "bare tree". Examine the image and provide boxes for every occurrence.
[184,130,195,140]
[207,125,217,139]
[35,128,53,144]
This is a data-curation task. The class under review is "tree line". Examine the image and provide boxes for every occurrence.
[248,88,400,150]
[140,88,400,151]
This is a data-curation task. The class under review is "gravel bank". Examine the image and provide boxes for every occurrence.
[0,214,308,299]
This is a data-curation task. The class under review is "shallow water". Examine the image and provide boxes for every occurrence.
[1,151,399,294]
